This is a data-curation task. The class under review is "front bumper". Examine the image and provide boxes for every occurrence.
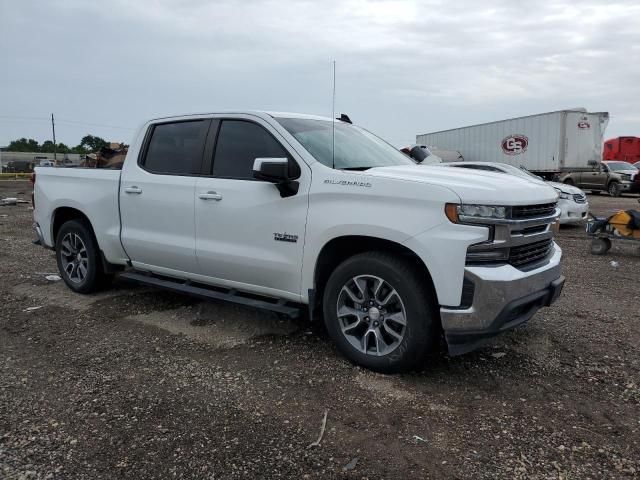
[620,181,640,193]
[558,200,589,224]
[441,244,563,355]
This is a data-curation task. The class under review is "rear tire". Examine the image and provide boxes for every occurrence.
[608,181,621,197]
[590,237,611,255]
[55,220,109,294]
[322,252,439,373]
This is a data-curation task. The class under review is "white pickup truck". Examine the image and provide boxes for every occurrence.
[33,111,564,372]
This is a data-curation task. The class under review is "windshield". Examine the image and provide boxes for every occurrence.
[606,161,638,171]
[276,118,414,170]
[517,165,545,180]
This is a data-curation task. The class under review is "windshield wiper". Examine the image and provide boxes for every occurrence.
[340,166,372,171]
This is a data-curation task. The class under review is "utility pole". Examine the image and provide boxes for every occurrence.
[51,113,57,163]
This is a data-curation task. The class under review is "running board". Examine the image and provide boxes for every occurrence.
[118,271,301,318]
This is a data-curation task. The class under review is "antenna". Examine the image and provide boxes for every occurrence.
[331,60,336,170]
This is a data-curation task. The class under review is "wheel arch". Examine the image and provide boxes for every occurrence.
[51,207,97,244]
[607,179,620,195]
[310,235,437,320]
[51,207,123,274]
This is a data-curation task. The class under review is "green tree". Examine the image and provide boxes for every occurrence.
[7,138,40,152]
[78,134,108,153]
[40,140,55,153]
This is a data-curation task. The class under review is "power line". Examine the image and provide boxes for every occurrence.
[56,118,136,131]
[0,115,135,131]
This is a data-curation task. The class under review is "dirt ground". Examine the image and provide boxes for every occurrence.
[1,179,639,479]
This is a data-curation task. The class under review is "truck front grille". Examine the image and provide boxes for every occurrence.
[465,202,558,270]
[510,203,557,219]
[509,239,553,268]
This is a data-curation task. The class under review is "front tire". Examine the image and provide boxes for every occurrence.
[55,220,108,294]
[322,252,439,373]
[608,181,621,197]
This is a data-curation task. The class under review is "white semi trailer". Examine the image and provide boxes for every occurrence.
[416,108,609,179]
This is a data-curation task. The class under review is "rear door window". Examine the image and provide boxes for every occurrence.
[142,120,210,175]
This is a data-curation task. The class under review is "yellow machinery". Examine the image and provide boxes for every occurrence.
[587,206,640,255]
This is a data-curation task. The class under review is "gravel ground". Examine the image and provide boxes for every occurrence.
[1,180,639,479]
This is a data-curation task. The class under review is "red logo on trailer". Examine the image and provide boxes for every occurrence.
[578,121,590,129]
[501,134,528,155]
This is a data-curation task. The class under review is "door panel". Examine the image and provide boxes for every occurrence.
[580,169,605,189]
[194,117,309,297]
[120,119,210,273]
[120,172,197,272]
[194,178,308,295]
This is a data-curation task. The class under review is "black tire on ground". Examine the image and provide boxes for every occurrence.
[608,181,621,197]
[55,219,110,294]
[322,251,439,373]
[563,178,575,186]
[590,237,612,255]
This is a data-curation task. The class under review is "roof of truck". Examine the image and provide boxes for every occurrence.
[148,111,335,123]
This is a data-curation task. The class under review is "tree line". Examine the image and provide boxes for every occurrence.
[5,134,115,154]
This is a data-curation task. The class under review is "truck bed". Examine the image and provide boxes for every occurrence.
[33,167,128,264]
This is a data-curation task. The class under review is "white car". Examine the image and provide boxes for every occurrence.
[439,162,589,225]
[32,111,564,372]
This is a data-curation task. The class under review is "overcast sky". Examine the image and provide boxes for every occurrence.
[1,0,639,148]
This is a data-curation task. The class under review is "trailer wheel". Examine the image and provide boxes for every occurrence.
[590,238,611,255]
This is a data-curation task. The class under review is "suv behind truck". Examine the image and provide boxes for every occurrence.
[561,160,640,196]
[33,111,564,372]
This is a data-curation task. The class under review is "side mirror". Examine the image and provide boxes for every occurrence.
[253,157,288,183]
[252,157,299,198]
[410,146,429,163]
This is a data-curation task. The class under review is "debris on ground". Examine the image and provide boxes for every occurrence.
[1,197,17,206]
[307,409,328,448]
[343,457,358,471]
[491,352,507,359]
[23,306,43,312]
[45,274,61,281]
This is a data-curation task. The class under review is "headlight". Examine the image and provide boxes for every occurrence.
[445,203,506,223]
[554,187,571,200]
[620,174,631,181]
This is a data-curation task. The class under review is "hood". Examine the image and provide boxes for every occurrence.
[618,170,638,178]
[547,181,585,195]
[366,165,558,205]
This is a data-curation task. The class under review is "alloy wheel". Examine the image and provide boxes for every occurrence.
[336,275,407,356]
[60,233,89,284]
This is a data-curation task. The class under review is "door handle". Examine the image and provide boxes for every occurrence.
[124,186,142,194]
[198,191,223,201]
